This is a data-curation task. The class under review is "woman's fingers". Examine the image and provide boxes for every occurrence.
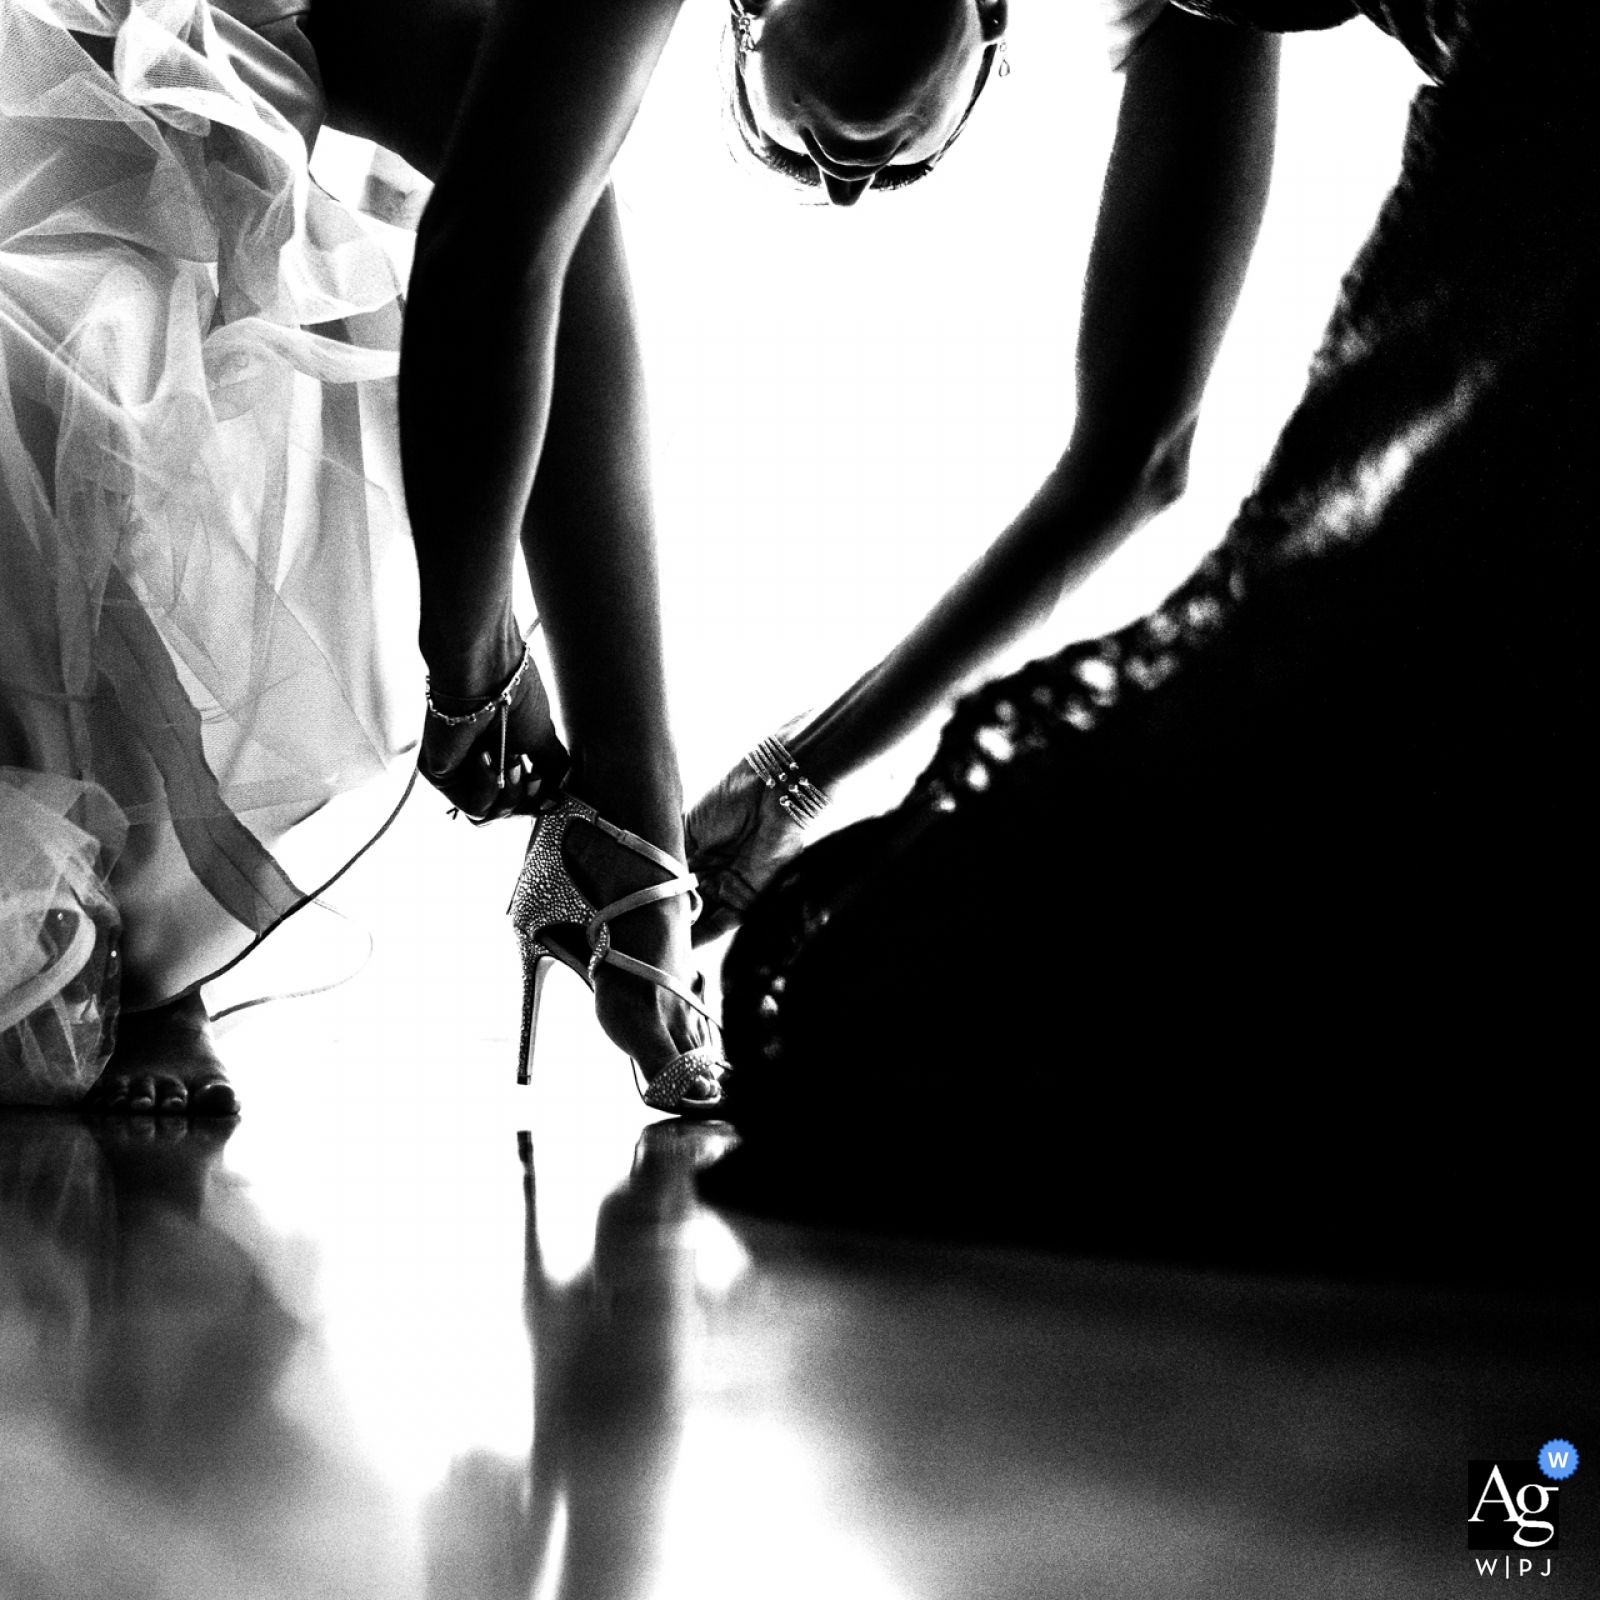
[493,754,545,814]
[434,743,556,820]
[516,757,543,806]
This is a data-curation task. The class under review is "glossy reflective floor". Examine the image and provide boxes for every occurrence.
[4,798,1596,1600]
[5,1041,1596,1599]
[8,19,1589,1595]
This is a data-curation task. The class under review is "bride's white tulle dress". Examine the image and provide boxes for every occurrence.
[1,0,420,1101]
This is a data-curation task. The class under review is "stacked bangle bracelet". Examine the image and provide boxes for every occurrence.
[746,734,830,828]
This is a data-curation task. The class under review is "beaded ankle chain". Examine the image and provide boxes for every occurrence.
[746,735,830,827]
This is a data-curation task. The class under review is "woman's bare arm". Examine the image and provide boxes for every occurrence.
[787,9,1280,788]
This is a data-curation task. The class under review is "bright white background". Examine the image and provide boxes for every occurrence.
[618,2,1424,815]
[216,1,1425,1041]
[210,5,1427,1555]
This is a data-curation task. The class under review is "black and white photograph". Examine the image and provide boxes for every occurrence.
[2,0,1594,1594]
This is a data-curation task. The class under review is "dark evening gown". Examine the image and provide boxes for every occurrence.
[710,0,1596,1267]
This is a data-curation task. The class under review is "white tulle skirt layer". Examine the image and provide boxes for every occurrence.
[1,0,421,1097]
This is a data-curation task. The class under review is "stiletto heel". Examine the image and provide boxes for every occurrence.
[516,943,559,1086]
[509,792,731,1116]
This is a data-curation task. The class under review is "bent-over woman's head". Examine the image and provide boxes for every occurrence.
[729,0,1008,204]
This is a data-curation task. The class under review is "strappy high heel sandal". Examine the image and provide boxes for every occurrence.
[509,792,731,1118]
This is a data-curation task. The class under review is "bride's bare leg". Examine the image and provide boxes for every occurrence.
[85,993,238,1118]
[521,195,711,1071]
[312,2,709,1076]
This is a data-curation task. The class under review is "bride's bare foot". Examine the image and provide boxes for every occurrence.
[84,994,239,1118]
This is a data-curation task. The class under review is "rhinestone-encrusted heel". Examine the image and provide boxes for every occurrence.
[509,792,730,1117]
[514,941,560,1087]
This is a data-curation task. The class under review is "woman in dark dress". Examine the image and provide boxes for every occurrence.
[708,0,1596,1259]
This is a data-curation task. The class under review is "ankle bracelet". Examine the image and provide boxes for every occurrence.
[746,735,829,828]
[425,640,533,793]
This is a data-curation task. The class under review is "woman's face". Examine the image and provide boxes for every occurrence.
[739,0,999,205]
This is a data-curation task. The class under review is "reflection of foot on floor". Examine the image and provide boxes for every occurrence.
[628,1119,738,1199]
[83,994,239,1119]
[87,1114,236,1216]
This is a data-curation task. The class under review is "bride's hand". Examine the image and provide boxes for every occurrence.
[685,722,823,946]
[420,645,570,821]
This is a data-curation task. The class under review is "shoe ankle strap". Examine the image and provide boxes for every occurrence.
[581,807,694,880]
[598,948,720,1030]
[562,793,704,929]
[584,875,700,944]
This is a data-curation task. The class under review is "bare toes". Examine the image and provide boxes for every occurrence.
[154,1075,189,1116]
[188,1076,239,1119]
[679,1073,723,1108]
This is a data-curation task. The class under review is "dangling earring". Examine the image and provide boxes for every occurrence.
[977,0,1009,73]
[732,2,758,55]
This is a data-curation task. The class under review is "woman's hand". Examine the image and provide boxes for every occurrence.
[685,719,820,946]
[419,639,570,822]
